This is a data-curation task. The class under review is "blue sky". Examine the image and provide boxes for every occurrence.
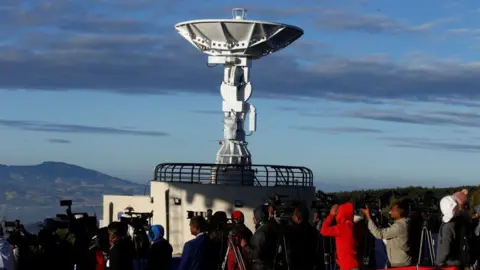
[1,0,480,189]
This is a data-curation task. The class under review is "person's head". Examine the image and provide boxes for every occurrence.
[253,205,268,225]
[313,210,320,222]
[452,189,468,209]
[292,207,309,224]
[336,202,354,223]
[390,200,409,220]
[148,225,165,242]
[232,211,245,224]
[189,216,207,236]
[440,195,459,223]
[107,222,124,242]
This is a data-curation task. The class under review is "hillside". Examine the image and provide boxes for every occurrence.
[0,161,144,222]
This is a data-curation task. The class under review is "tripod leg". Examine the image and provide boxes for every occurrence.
[221,246,230,270]
[417,229,425,266]
[426,230,435,264]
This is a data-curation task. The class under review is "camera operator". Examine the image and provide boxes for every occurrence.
[37,218,63,270]
[361,200,412,267]
[146,225,173,270]
[226,211,252,270]
[240,205,277,270]
[107,221,135,270]
[436,195,472,269]
[289,207,317,270]
[320,203,360,270]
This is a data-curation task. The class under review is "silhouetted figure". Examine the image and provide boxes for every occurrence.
[146,225,172,270]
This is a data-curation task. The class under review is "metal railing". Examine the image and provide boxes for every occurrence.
[153,163,313,187]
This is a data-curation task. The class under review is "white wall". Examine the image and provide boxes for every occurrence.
[102,195,153,225]
[104,182,316,255]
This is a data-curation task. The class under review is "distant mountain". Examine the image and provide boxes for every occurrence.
[0,161,144,222]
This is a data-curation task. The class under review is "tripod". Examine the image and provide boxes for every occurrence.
[273,234,290,270]
[318,235,335,270]
[221,234,247,270]
[417,220,435,266]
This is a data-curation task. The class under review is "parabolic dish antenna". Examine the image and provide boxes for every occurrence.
[175,8,303,168]
[175,8,304,58]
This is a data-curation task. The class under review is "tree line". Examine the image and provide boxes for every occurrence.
[325,185,480,210]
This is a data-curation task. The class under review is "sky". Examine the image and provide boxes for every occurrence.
[1,0,480,189]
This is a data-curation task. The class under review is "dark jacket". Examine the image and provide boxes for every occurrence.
[107,238,135,270]
[289,222,318,270]
[436,216,471,267]
[146,225,172,270]
[178,233,208,270]
[147,239,173,270]
[245,206,277,270]
[320,202,360,270]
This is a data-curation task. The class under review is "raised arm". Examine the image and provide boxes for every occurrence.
[367,220,403,240]
[320,214,341,237]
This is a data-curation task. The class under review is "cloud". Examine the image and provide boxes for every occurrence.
[47,138,71,144]
[380,137,480,153]
[0,119,168,137]
[0,0,476,107]
[447,28,480,35]
[345,108,480,128]
[316,8,452,34]
[295,126,383,134]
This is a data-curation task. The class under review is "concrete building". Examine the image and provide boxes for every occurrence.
[103,163,315,254]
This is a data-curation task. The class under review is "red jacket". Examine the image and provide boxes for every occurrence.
[227,234,249,270]
[320,202,360,270]
[95,250,106,270]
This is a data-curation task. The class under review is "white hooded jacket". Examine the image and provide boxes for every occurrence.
[0,237,14,270]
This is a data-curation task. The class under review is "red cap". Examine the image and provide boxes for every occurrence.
[232,211,243,220]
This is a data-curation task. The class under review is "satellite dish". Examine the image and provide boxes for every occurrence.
[175,8,303,170]
[175,8,303,58]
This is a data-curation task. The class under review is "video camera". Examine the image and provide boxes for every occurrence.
[266,193,304,222]
[119,211,153,230]
[53,199,98,235]
[311,191,338,213]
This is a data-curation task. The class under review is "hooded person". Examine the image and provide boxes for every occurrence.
[241,205,277,270]
[0,227,14,270]
[146,225,173,270]
[436,195,472,267]
[320,202,360,270]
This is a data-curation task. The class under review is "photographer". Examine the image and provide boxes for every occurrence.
[436,195,472,268]
[361,200,412,267]
[320,203,360,270]
[240,205,277,270]
[227,211,252,270]
[107,221,135,270]
[290,207,317,270]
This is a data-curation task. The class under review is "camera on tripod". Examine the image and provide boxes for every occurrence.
[311,191,338,215]
[356,194,384,224]
[266,193,303,223]
[54,199,98,233]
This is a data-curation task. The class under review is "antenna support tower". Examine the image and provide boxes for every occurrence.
[175,8,303,166]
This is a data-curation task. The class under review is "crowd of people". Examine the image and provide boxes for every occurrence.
[0,188,478,270]
[318,189,480,270]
